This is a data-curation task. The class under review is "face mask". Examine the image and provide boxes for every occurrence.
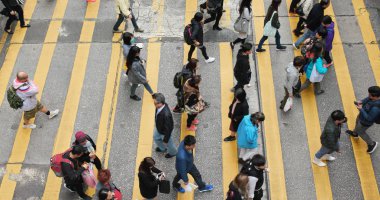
[130,37,136,44]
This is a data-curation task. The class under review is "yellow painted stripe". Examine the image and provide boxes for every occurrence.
[85,0,101,19]
[42,3,100,199]
[220,42,237,199]
[52,0,68,19]
[252,0,287,199]
[326,4,380,199]
[152,0,165,36]
[130,43,160,200]
[220,0,231,28]
[0,33,8,55]
[284,1,333,199]
[184,0,197,25]
[0,20,62,200]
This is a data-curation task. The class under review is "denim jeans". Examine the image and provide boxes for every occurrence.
[315,144,338,159]
[257,30,282,49]
[153,128,177,155]
[294,29,317,47]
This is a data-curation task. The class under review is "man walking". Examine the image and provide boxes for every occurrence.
[172,135,213,193]
[346,86,380,154]
[12,71,59,129]
[113,0,144,33]
[313,110,346,167]
[199,0,223,31]
[240,154,267,200]
[153,93,177,158]
[1,0,31,34]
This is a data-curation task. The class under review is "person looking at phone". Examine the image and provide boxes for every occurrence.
[346,86,380,154]
[138,157,164,200]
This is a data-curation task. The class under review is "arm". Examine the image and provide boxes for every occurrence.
[61,162,85,183]
[248,176,258,199]
[131,62,147,83]
[246,127,258,144]
[23,82,39,97]
[315,58,328,74]
[190,24,200,43]
[359,107,380,123]
[323,128,338,150]
[243,7,250,20]
[151,166,162,174]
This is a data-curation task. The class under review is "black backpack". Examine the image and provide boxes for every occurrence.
[7,83,26,110]
[183,24,193,45]
[173,67,192,89]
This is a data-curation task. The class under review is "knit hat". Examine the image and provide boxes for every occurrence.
[75,131,87,143]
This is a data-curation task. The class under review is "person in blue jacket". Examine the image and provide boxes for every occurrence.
[296,42,328,96]
[237,112,265,164]
[172,135,214,193]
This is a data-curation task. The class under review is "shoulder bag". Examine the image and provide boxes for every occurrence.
[263,11,277,37]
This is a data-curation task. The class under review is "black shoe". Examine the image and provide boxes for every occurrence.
[155,147,166,152]
[172,107,183,113]
[213,26,222,31]
[230,42,234,50]
[367,142,378,154]
[346,130,359,139]
[165,153,176,158]
[255,48,266,53]
[4,29,14,34]
[20,24,31,28]
[134,28,144,33]
[224,135,236,142]
[130,95,141,101]
[276,46,287,51]
[316,90,325,95]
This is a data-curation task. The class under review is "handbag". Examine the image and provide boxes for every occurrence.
[233,15,249,33]
[112,183,123,200]
[185,98,206,115]
[309,63,324,83]
[158,180,170,194]
[81,163,97,188]
[263,11,277,37]
[295,0,306,16]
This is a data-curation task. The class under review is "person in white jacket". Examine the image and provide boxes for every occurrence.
[293,0,313,37]
[230,0,252,50]
[12,71,59,129]
[113,0,144,33]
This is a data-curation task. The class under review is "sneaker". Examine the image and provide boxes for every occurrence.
[64,183,75,192]
[315,90,325,95]
[48,109,59,119]
[321,154,336,161]
[23,123,36,129]
[255,48,266,53]
[230,42,234,50]
[130,95,141,101]
[155,147,166,152]
[223,135,236,142]
[205,57,215,63]
[345,130,359,139]
[213,26,222,31]
[187,125,197,131]
[174,186,186,193]
[367,142,378,154]
[312,156,326,167]
[276,46,287,51]
[199,184,214,192]
[192,119,200,125]
[292,43,299,49]
[134,28,144,33]
[165,153,176,158]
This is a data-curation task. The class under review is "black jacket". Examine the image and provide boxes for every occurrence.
[1,0,18,8]
[263,6,280,29]
[320,116,341,150]
[61,152,85,185]
[190,19,203,45]
[207,0,223,9]
[306,3,324,31]
[228,98,249,130]
[138,167,162,199]
[234,50,251,85]
[155,104,174,143]
[226,182,243,200]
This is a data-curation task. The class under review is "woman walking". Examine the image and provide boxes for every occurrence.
[226,173,249,200]
[256,0,286,52]
[230,0,252,49]
[126,46,155,101]
[138,157,165,200]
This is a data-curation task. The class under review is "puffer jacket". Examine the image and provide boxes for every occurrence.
[128,57,147,84]
[305,57,327,80]
[237,115,258,149]
[13,79,39,111]
[320,116,341,150]
[359,97,380,126]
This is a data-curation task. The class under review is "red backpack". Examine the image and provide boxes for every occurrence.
[50,148,74,177]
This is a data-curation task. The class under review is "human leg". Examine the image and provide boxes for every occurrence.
[14,5,25,26]
[323,50,332,64]
[257,36,268,50]
[187,114,197,127]
[188,45,196,61]
[172,173,182,189]
[130,83,139,96]
[275,30,286,49]
[166,136,178,156]
[298,79,312,93]
[198,46,209,60]
[294,29,315,47]
[153,128,166,151]
[113,14,124,31]
[188,165,206,189]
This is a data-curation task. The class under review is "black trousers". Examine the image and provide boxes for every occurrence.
[201,2,223,27]
[294,17,306,33]
[257,30,282,49]
[323,50,332,64]
[172,164,206,190]
[188,44,209,61]
[14,5,25,26]
[5,14,17,30]
[65,181,88,199]
[187,113,198,127]
[253,188,264,200]
[113,12,139,31]
[289,0,301,13]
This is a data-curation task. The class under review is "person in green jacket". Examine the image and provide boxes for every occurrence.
[313,110,347,167]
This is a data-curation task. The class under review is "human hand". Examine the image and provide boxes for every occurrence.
[194,41,200,46]
[356,104,363,110]
[10,11,16,15]
[89,152,96,159]
[82,163,89,170]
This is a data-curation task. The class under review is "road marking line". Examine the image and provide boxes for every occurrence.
[284,1,333,199]
[251,0,287,199]
[85,0,101,19]
[326,4,380,199]
[41,2,100,199]
[220,42,238,199]
[151,0,165,37]
[220,0,231,28]
[52,0,68,19]
[131,43,161,200]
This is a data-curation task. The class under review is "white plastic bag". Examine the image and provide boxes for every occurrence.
[309,64,324,83]
[283,98,293,112]
[263,12,277,37]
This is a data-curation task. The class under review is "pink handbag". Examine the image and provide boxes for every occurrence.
[81,163,97,188]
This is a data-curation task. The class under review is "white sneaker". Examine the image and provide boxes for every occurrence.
[23,123,36,129]
[49,109,59,119]
[312,156,326,167]
[321,154,336,161]
[205,57,215,63]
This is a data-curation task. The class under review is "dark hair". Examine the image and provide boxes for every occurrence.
[250,112,265,124]
[186,58,199,72]
[153,93,166,104]
[71,145,85,155]
[322,15,332,25]
[122,32,134,45]
[194,12,203,22]
[251,154,266,167]
[98,169,111,184]
[184,135,196,146]
[235,88,247,102]
[241,43,253,52]
[271,0,282,11]
[239,0,252,15]
[293,56,305,67]
[98,188,110,200]
[331,110,346,121]
[320,0,330,7]
[138,157,156,174]
[317,27,327,39]
[310,42,323,62]
[189,75,202,87]
[368,86,380,97]
[126,46,141,69]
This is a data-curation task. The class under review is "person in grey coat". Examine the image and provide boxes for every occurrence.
[230,0,252,49]
[313,110,346,167]
[126,46,154,101]
[279,56,305,110]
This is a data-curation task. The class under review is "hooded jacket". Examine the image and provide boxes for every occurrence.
[234,49,251,85]
[175,141,194,183]
[284,62,300,96]
[237,115,258,149]
[305,57,327,80]
[325,22,335,52]
[359,97,380,126]
[13,79,39,111]
[190,19,204,45]
[320,116,341,150]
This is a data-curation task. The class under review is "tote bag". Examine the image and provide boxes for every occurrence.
[283,98,293,112]
[81,163,97,188]
[234,16,249,33]
[263,11,277,37]
[309,63,324,83]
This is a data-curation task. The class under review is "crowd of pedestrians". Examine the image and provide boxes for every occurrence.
[3,0,380,199]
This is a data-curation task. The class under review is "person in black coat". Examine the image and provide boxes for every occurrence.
[153,93,177,158]
[199,0,223,30]
[72,131,102,170]
[187,12,215,63]
[224,88,249,142]
[0,0,30,34]
[138,157,164,199]
[61,145,92,200]
[233,43,252,91]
